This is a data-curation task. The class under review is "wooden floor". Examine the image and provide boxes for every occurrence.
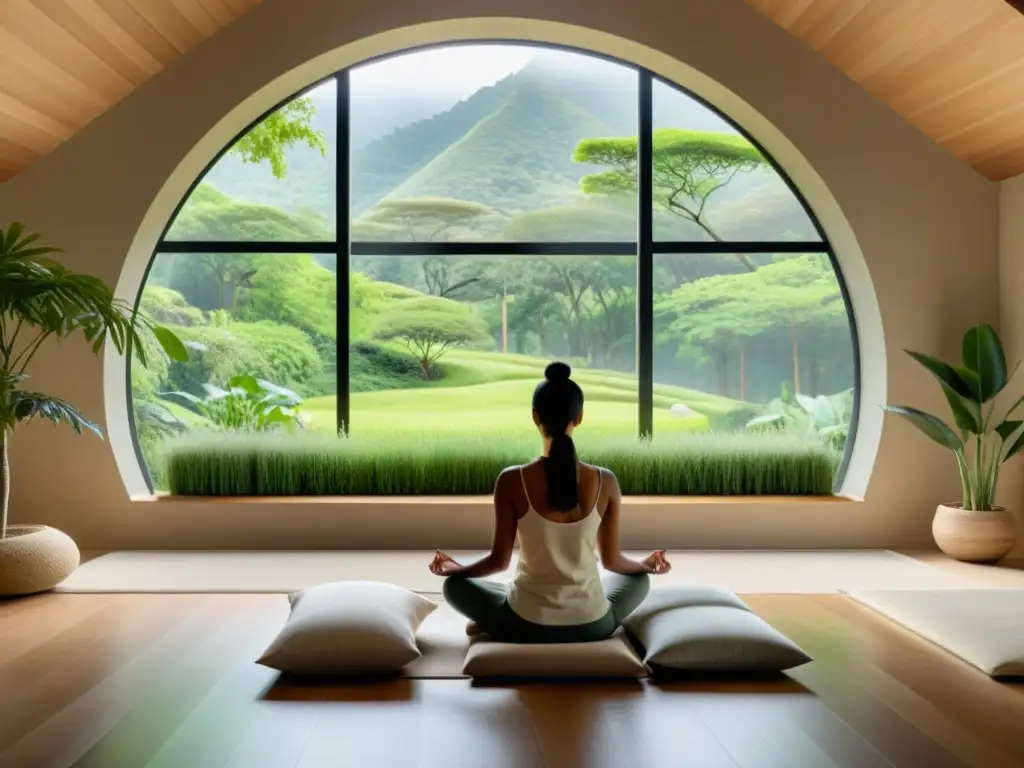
[1,594,1022,768]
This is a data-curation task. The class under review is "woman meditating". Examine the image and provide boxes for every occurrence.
[429,361,671,643]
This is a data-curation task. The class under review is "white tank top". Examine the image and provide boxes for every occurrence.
[506,466,611,626]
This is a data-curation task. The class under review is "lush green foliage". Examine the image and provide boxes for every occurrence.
[229,97,327,180]
[576,129,764,267]
[372,296,491,376]
[131,49,856,495]
[884,325,1024,511]
[747,388,853,452]
[164,375,304,432]
[0,223,186,536]
[166,431,837,496]
[172,322,321,394]
[352,197,494,241]
[658,255,847,397]
[140,286,207,327]
[167,184,330,242]
[349,341,428,392]
[235,254,337,340]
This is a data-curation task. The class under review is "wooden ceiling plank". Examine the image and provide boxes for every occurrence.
[196,0,236,27]
[0,27,110,112]
[0,62,98,130]
[0,135,45,166]
[95,0,180,66]
[0,90,74,142]
[824,3,958,82]
[875,12,1024,117]
[0,109,66,155]
[34,0,153,87]
[790,0,873,51]
[0,1,131,104]
[66,0,163,77]
[976,147,1024,181]
[857,7,1005,96]
[168,0,220,37]
[221,0,259,14]
[125,0,206,53]
[940,105,1024,160]
[794,0,876,54]
[746,0,818,29]
[914,70,1024,145]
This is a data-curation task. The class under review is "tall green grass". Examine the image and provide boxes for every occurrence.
[165,431,837,496]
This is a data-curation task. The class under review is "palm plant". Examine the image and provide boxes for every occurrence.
[0,223,187,538]
[883,324,1024,511]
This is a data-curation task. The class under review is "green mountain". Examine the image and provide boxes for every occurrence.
[180,51,816,242]
[385,79,613,215]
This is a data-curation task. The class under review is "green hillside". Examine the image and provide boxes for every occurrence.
[384,80,613,216]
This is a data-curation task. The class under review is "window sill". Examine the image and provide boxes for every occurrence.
[141,493,859,504]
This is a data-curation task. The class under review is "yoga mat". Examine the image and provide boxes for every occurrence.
[56,550,973,594]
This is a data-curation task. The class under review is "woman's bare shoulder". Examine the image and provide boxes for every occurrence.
[583,463,617,483]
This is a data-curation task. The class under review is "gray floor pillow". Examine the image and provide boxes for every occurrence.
[259,580,437,675]
[624,591,811,673]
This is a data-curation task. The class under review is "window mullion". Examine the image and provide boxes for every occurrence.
[638,70,654,439]
[336,70,351,435]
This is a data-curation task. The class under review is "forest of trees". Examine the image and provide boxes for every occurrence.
[132,45,855,481]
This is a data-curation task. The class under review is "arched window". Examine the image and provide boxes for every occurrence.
[131,43,857,493]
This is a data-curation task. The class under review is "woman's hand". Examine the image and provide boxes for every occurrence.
[642,549,672,575]
[429,550,464,576]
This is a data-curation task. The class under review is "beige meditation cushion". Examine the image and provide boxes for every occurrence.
[624,585,811,672]
[462,628,648,678]
[259,580,437,675]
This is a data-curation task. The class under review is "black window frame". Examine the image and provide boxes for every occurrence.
[131,41,860,494]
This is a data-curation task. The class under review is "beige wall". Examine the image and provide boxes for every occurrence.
[999,174,1024,553]
[0,0,1000,550]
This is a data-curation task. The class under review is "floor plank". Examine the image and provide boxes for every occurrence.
[1,592,1021,768]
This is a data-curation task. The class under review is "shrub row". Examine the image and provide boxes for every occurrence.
[165,431,838,496]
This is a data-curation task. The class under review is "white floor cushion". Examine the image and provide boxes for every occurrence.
[625,584,753,624]
[258,581,437,675]
[462,629,648,678]
[847,589,1024,677]
[624,589,811,673]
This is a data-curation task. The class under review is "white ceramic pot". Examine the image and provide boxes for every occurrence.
[932,504,1017,564]
[0,525,80,597]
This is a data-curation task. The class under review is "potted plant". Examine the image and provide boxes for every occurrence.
[0,223,186,596]
[884,324,1021,563]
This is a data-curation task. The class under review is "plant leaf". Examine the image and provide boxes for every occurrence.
[152,325,189,363]
[905,350,975,399]
[10,391,103,438]
[882,405,962,450]
[746,413,786,430]
[996,420,1023,442]
[962,324,1007,401]
[227,375,262,395]
[1006,394,1024,418]
[940,383,980,433]
[1005,430,1024,462]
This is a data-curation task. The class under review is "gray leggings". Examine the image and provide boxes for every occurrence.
[443,572,650,644]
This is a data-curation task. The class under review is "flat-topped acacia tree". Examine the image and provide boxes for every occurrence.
[574,129,765,271]
[0,224,187,538]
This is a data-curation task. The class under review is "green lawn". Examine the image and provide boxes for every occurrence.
[305,349,747,437]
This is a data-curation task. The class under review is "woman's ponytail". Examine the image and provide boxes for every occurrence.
[545,431,579,511]
[533,362,585,511]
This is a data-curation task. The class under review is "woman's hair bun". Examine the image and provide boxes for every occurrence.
[544,361,572,381]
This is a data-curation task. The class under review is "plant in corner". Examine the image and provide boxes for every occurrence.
[0,223,187,596]
[884,324,1021,563]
